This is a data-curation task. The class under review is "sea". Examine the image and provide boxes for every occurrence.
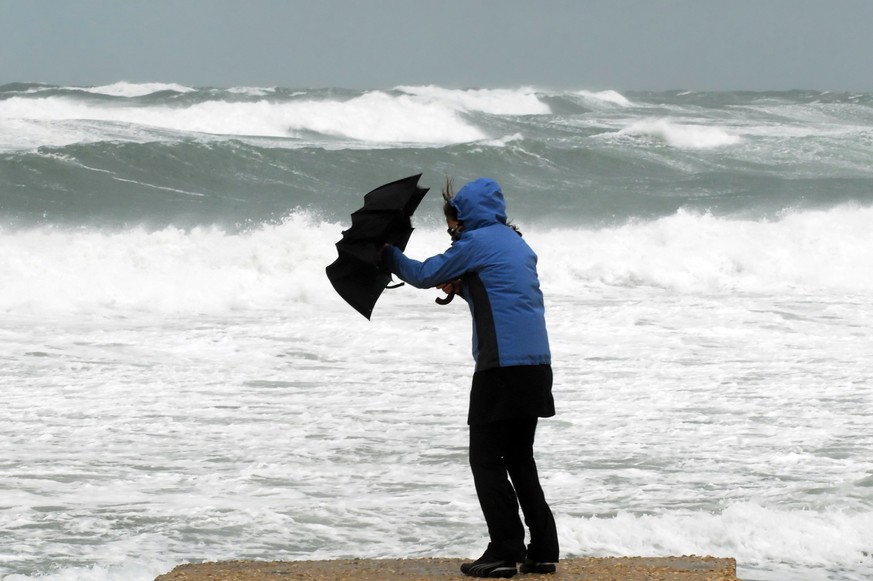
[1,82,871,581]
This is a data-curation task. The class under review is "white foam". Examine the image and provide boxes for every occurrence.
[533,204,873,295]
[3,559,172,581]
[225,86,278,97]
[396,85,551,115]
[617,118,741,148]
[481,132,525,147]
[6,506,870,581]
[2,205,871,318]
[576,89,633,107]
[0,213,340,315]
[559,505,873,580]
[280,90,486,143]
[82,82,196,97]
[0,91,485,147]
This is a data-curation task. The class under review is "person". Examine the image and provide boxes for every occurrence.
[381,177,559,578]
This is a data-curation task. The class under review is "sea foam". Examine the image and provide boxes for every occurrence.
[2,205,870,317]
[617,118,742,148]
[395,85,551,115]
[82,82,196,97]
[0,213,339,315]
[576,89,633,107]
[536,205,873,295]
[2,560,172,581]
[560,504,873,581]
[0,91,487,147]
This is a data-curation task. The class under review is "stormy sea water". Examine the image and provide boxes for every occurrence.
[1,82,872,581]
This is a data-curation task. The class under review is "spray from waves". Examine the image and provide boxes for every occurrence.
[395,85,551,115]
[3,84,873,232]
[2,559,173,581]
[2,205,871,318]
[575,90,633,107]
[535,204,873,295]
[82,82,197,97]
[614,118,742,149]
[0,212,341,316]
[4,505,870,580]
[0,85,558,151]
[0,92,483,145]
[560,504,873,581]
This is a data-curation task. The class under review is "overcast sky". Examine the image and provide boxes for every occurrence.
[2,0,872,91]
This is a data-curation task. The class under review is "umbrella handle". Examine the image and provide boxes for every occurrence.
[435,292,455,305]
[386,282,405,290]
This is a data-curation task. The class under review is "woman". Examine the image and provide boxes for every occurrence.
[381,177,559,578]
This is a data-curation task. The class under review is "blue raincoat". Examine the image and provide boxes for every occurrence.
[382,178,551,372]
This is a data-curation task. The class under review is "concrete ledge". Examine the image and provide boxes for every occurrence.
[155,556,738,580]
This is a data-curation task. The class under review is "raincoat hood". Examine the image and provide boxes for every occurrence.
[451,178,507,231]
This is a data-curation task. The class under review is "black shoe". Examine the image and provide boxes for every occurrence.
[460,554,518,578]
[519,560,557,574]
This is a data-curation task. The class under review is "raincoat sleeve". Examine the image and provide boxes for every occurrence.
[382,240,473,290]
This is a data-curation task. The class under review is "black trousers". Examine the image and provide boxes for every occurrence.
[469,417,559,563]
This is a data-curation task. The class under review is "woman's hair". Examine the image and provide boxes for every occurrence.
[442,176,458,222]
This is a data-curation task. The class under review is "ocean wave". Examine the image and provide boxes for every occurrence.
[0,90,486,147]
[225,86,281,97]
[395,85,551,115]
[560,504,873,580]
[0,85,553,151]
[82,81,196,97]
[2,86,872,230]
[615,118,742,149]
[2,559,172,581]
[6,505,870,581]
[535,204,873,295]
[576,89,633,107]
[2,205,871,317]
[0,213,340,315]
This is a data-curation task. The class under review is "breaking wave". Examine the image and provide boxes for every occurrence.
[2,204,871,317]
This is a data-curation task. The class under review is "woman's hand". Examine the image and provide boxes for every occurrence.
[436,278,464,295]
[436,279,462,295]
[435,279,462,305]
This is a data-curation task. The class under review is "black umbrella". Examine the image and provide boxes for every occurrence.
[326,174,429,319]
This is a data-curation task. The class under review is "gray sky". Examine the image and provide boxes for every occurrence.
[2,0,872,91]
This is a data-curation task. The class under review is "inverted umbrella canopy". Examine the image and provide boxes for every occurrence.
[326,174,429,319]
